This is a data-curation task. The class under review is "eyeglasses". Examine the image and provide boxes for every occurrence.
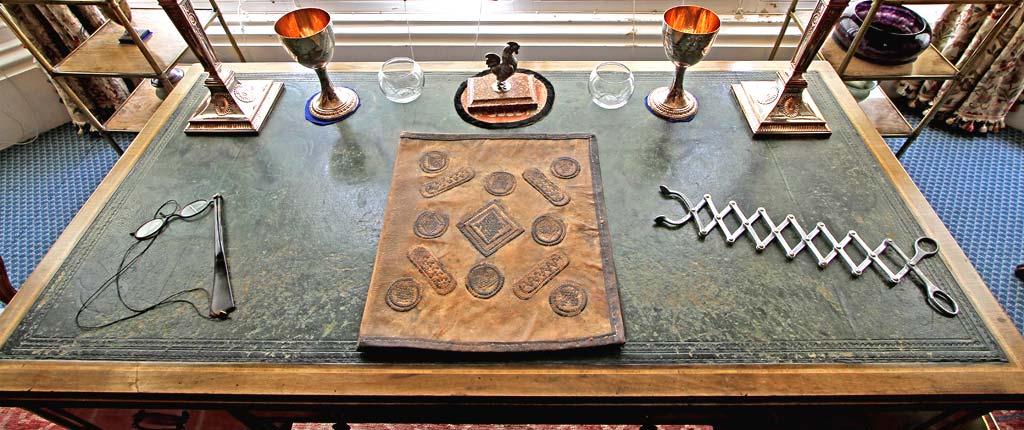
[133,194,234,317]
[78,194,235,330]
[132,198,214,240]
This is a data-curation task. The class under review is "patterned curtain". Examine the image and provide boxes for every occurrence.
[7,4,130,133]
[894,4,1024,134]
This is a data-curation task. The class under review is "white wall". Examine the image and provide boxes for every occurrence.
[0,25,70,149]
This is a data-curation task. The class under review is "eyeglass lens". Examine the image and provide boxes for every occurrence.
[179,199,211,218]
[131,199,212,240]
[133,218,166,240]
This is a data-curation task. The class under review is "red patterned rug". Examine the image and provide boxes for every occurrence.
[0,409,62,430]
[992,410,1024,429]
[1,407,1020,429]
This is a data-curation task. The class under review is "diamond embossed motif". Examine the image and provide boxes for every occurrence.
[458,200,525,257]
[476,212,508,242]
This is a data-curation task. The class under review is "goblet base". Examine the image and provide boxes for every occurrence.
[731,80,831,138]
[645,86,698,122]
[307,87,360,123]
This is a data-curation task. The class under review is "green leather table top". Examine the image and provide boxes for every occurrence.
[0,69,1005,364]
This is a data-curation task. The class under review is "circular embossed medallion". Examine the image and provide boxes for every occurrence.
[531,214,566,246]
[232,84,255,103]
[483,171,516,196]
[550,157,580,179]
[386,278,422,312]
[466,262,504,299]
[419,151,449,174]
[414,210,449,239]
[549,283,587,317]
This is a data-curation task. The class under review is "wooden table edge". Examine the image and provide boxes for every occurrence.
[0,61,1022,403]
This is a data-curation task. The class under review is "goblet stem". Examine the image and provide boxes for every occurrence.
[314,66,341,108]
[665,65,688,107]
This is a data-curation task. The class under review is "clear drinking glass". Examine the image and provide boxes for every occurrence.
[588,61,634,109]
[378,57,424,103]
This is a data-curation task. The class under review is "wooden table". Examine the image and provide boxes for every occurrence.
[1,61,1022,430]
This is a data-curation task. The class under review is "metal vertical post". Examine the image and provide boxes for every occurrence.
[208,0,246,62]
[837,0,882,74]
[769,0,801,60]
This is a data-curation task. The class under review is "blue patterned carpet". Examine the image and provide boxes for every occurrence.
[1,123,1023,334]
[0,128,131,298]
[884,125,1024,332]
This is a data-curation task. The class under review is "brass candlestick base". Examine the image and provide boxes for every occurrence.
[159,0,281,135]
[646,86,698,122]
[732,75,830,138]
[186,79,284,135]
[730,0,849,138]
[308,86,359,121]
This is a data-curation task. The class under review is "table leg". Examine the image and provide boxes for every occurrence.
[911,410,990,430]
[26,407,100,430]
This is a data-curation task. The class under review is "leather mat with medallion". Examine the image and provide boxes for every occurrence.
[357,133,625,352]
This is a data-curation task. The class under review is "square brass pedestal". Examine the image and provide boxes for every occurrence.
[185,80,284,135]
[732,80,831,138]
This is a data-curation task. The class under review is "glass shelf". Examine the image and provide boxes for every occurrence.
[105,81,164,132]
[858,86,913,137]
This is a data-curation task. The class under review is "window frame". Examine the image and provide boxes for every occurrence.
[133,0,804,17]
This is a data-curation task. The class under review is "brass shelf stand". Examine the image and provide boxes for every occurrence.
[0,0,246,155]
[768,0,1022,158]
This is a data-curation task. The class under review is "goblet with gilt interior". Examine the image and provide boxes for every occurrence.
[645,6,721,122]
[275,8,360,123]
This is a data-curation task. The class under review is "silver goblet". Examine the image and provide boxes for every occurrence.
[275,8,360,123]
[646,6,720,122]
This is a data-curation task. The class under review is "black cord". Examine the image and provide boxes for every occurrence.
[75,200,219,330]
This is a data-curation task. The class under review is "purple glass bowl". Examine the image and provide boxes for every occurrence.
[831,1,932,65]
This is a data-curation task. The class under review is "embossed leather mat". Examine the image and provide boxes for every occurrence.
[357,133,625,352]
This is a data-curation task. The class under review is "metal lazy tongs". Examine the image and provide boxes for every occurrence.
[655,186,960,317]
